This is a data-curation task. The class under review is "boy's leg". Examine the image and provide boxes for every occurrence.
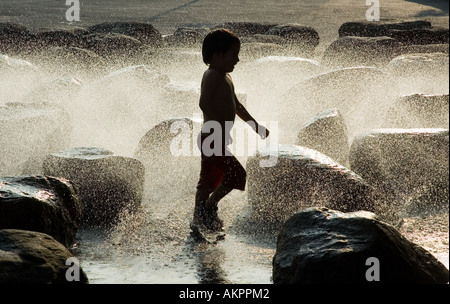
[193,187,212,225]
[206,183,232,207]
[196,187,212,206]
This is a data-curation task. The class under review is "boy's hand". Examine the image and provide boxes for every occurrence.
[256,124,270,139]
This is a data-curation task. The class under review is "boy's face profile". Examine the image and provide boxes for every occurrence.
[211,42,240,73]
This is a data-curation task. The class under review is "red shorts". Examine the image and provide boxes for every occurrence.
[196,133,246,192]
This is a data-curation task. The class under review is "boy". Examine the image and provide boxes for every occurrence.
[193,29,270,232]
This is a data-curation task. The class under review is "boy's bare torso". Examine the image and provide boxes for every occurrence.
[200,68,237,130]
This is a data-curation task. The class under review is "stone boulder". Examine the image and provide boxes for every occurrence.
[296,108,350,167]
[0,176,82,247]
[384,94,449,129]
[28,27,89,50]
[165,27,210,46]
[134,117,202,199]
[213,22,279,37]
[386,52,449,94]
[387,52,449,76]
[0,22,32,55]
[339,20,448,46]
[389,27,449,46]
[338,21,432,38]
[322,36,403,67]
[265,24,320,52]
[273,207,449,284]
[82,32,143,58]
[43,147,145,226]
[87,21,162,46]
[283,67,397,142]
[246,145,391,229]
[0,229,88,284]
[350,129,449,216]
[0,101,72,176]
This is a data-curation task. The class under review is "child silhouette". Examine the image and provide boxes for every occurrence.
[193,29,270,232]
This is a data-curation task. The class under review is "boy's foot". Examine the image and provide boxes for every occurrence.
[191,200,223,232]
[204,204,224,232]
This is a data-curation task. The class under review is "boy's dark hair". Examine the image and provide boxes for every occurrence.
[202,29,240,65]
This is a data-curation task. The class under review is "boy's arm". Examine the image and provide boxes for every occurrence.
[235,96,270,139]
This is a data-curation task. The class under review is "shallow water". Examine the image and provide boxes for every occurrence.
[75,190,276,284]
[75,191,448,284]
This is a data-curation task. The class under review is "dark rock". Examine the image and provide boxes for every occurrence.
[0,229,88,284]
[389,27,449,45]
[246,145,392,230]
[338,21,432,38]
[350,129,449,216]
[0,22,32,55]
[272,207,449,284]
[384,94,449,129]
[265,24,320,50]
[165,27,210,46]
[322,36,403,67]
[87,21,162,45]
[43,147,145,227]
[296,108,350,167]
[0,176,82,247]
[82,32,143,58]
[213,22,279,37]
[29,27,89,50]
[0,101,72,176]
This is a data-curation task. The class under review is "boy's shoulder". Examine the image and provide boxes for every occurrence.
[202,69,233,87]
[201,68,226,89]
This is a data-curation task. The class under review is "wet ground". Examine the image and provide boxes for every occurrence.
[74,185,449,284]
[75,190,277,284]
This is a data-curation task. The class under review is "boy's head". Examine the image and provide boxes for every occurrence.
[202,29,241,69]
